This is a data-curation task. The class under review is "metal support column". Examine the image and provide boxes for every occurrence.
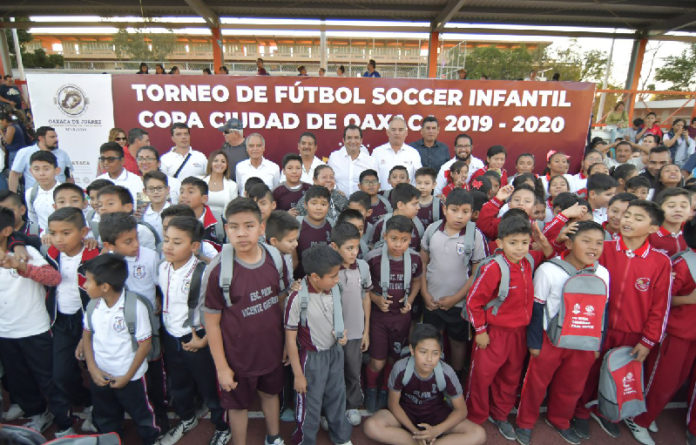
[427,31,439,78]
[625,37,648,123]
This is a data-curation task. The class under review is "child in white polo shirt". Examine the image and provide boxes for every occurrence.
[82,253,159,445]
[25,150,61,237]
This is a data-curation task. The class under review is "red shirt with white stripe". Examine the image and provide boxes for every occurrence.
[667,252,696,341]
[648,226,686,257]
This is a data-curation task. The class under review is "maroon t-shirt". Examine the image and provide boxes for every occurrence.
[370,217,422,251]
[365,248,422,314]
[368,199,389,226]
[417,199,443,229]
[204,249,290,377]
[273,182,310,211]
[295,218,333,278]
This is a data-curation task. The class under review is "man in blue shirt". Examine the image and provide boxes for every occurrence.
[363,59,381,78]
[410,116,450,173]
[9,126,74,192]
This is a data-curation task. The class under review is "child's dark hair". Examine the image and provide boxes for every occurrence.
[654,187,690,207]
[359,169,379,183]
[302,244,343,277]
[552,192,579,211]
[86,179,114,196]
[516,153,534,165]
[567,220,604,241]
[313,164,333,181]
[282,153,302,169]
[470,190,488,212]
[99,141,124,157]
[388,165,409,180]
[385,214,414,234]
[390,183,419,208]
[97,185,133,205]
[48,206,86,228]
[99,212,137,244]
[470,175,492,196]
[181,176,208,196]
[588,163,608,176]
[445,188,473,207]
[84,253,128,293]
[29,150,57,167]
[587,173,617,194]
[305,185,331,202]
[612,163,637,183]
[415,167,437,181]
[481,170,501,185]
[266,210,300,242]
[248,183,273,202]
[336,208,365,227]
[627,200,664,226]
[53,183,85,202]
[0,207,15,231]
[449,161,468,176]
[542,152,568,175]
[166,216,204,242]
[485,145,506,163]
[608,192,638,207]
[510,184,536,200]
[143,170,169,187]
[0,190,23,208]
[225,197,262,222]
[625,175,651,191]
[161,204,196,220]
[244,177,265,194]
[331,222,361,247]
[547,175,570,193]
[348,191,371,212]
[410,323,442,349]
[683,219,696,250]
[498,214,531,239]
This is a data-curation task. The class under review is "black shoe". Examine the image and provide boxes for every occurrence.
[545,418,581,445]
[571,417,590,440]
[489,416,516,441]
[590,412,620,438]
[514,426,532,445]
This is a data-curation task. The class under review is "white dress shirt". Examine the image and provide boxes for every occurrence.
[26,181,59,234]
[328,146,375,195]
[203,176,238,220]
[371,142,422,190]
[56,249,83,315]
[97,168,144,204]
[235,157,281,192]
[280,156,325,184]
[435,156,484,195]
[160,147,207,179]
[160,256,204,337]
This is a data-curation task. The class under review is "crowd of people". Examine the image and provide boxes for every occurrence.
[1,106,696,445]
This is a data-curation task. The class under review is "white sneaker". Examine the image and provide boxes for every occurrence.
[624,417,655,445]
[337,442,353,445]
[648,420,658,433]
[264,437,286,445]
[345,409,361,426]
[80,406,98,433]
[4,403,25,421]
[159,417,198,445]
[320,416,329,431]
[25,411,54,433]
[54,426,76,438]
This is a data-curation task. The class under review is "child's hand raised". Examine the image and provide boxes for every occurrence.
[84,238,99,251]
[495,184,515,202]
[561,202,587,220]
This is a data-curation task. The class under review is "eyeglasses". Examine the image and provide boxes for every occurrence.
[224,130,240,135]
[146,186,166,193]
[137,156,157,162]
[114,137,127,142]
[361,180,379,185]
[99,156,122,163]
[455,144,472,148]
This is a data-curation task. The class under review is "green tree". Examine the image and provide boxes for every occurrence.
[113,26,177,61]
[4,17,63,68]
[654,43,696,91]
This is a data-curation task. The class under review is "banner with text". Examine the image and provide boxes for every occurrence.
[112,76,595,172]
[26,73,115,187]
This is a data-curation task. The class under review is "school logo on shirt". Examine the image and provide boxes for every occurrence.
[133,265,146,279]
[181,279,191,295]
[456,243,466,256]
[9,269,18,278]
[635,278,650,292]
[112,316,126,333]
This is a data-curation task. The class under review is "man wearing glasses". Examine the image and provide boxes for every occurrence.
[9,126,74,193]
[434,134,484,196]
[218,118,248,181]
[95,141,144,203]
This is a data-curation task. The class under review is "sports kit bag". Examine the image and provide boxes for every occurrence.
[45,433,121,444]
[598,346,647,422]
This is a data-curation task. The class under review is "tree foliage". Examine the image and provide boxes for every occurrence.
[113,26,177,61]
[4,17,63,68]
[654,43,696,91]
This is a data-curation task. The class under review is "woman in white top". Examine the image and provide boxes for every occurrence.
[136,146,181,204]
[203,149,238,221]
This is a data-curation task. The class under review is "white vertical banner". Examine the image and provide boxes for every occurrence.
[26,73,115,188]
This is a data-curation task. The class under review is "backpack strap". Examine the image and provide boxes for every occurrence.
[422,220,444,248]
[462,221,476,258]
[299,279,309,328]
[674,250,696,280]
[547,257,579,276]
[379,243,391,299]
[403,248,412,298]
[356,258,371,290]
[88,216,101,240]
[377,194,393,213]
[261,242,286,293]
[433,196,441,222]
[604,230,613,241]
[483,255,510,315]
[331,284,344,339]
[85,298,98,332]
[402,356,416,387]
[185,260,206,328]
[219,244,235,307]
[402,356,447,392]
[29,184,39,209]
[359,236,370,257]
[411,217,425,237]
[138,220,162,246]
[123,291,139,352]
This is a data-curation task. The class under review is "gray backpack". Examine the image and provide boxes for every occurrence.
[673,249,696,277]
[376,194,393,214]
[297,278,345,340]
[598,346,647,422]
[545,258,608,351]
[85,291,161,362]
[402,356,446,392]
[45,433,121,444]
[422,220,476,262]
[0,424,46,445]
[377,243,413,305]
[373,213,424,250]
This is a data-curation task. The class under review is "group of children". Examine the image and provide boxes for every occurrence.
[0,138,694,445]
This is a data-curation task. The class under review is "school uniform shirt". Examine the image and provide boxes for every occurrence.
[470,166,509,186]
[83,292,151,380]
[372,142,422,190]
[204,247,291,377]
[667,252,696,341]
[167,175,182,204]
[466,250,545,333]
[25,181,60,234]
[235,157,281,192]
[142,202,170,243]
[592,207,608,225]
[160,147,207,179]
[421,222,488,308]
[649,227,687,257]
[296,218,333,258]
[280,156,324,185]
[198,205,221,251]
[203,177,238,220]
[125,246,159,308]
[339,263,372,341]
[370,216,422,251]
[435,156,485,196]
[540,173,574,199]
[285,281,340,351]
[328,146,375,196]
[96,169,144,204]
[388,356,462,423]
[600,236,672,349]
[56,248,84,315]
[136,223,157,251]
[0,246,53,338]
[365,248,423,315]
[272,182,310,211]
[416,198,443,229]
[11,145,72,190]
[476,196,507,241]
[367,197,390,226]
[160,256,203,337]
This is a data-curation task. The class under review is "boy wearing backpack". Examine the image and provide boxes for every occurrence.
[359,169,392,226]
[26,150,61,236]
[96,185,157,250]
[158,216,232,445]
[295,185,333,278]
[81,253,159,445]
[465,215,553,439]
[363,323,486,445]
[285,245,353,445]
[330,223,372,426]
[204,197,290,445]
[572,200,671,441]
[421,189,487,378]
[414,167,442,229]
[515,221,610,445]
[364,215,423,413]
[370,183,423,251]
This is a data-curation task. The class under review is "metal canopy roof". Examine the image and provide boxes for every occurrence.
[2,0,696,36]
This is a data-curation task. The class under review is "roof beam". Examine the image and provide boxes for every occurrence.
[184,0,219,28]
[648,11,696,35]
[432,0,469,31]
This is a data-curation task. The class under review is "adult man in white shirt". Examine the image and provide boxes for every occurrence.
[327,124,375,195]
[372,116,422,190]
[435,133,485,195]
[234,133,280,191]
[280,132,324,184]
[96,142,144,203]
[160,123,207,179]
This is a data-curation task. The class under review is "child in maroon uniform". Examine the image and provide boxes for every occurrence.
[359,169,392,226]
[364,324,486,445]
[364,215,423,413]
[414,167,442,228]
[204,198,290,445]
[371,183,423,251]
[649,187,689,256]
[295,185,333,279]
[572,200,672,441]
[274,154,310,212]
